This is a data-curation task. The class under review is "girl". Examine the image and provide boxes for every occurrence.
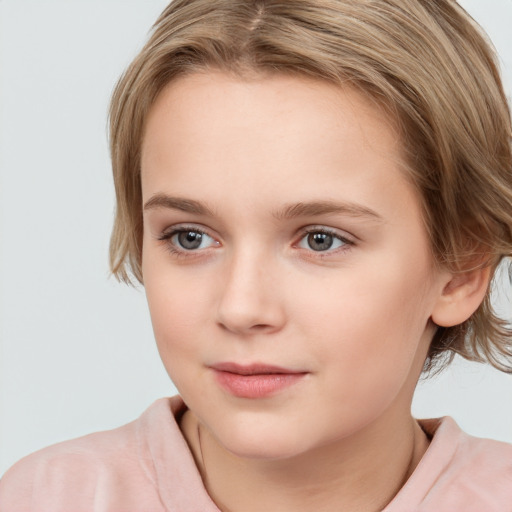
[1,1,512,510]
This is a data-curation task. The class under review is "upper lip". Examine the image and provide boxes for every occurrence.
[210,362,306,375]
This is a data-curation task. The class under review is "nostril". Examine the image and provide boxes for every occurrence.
[218,321,274,333]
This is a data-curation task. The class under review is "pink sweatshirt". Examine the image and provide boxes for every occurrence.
[1,396,511,511]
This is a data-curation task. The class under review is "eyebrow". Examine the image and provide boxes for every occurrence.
[274,200,383,221]
[143,194,215,216]
[143,194,383,222]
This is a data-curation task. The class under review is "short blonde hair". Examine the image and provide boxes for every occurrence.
[109,0,512,374]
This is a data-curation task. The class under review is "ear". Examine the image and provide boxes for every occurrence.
[431,265,491,327]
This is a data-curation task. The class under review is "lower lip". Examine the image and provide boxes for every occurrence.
[213,370,306,398]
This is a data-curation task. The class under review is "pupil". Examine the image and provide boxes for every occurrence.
[179,231,202,249]
[308,232,333,251]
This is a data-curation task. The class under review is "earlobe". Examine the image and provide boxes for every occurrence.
[431,265,491,327]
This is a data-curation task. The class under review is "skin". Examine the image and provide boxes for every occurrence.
[140,71,473,511]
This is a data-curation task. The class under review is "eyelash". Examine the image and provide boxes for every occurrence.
[157,225,355,258]
[296,227,354,255]
[157,225,216,259]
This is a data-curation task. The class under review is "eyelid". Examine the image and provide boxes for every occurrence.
[298,225,355,240]
[159,224,207,240]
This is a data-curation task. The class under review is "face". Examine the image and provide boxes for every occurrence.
[141,71,449,460]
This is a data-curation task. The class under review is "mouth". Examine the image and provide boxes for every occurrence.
[209,362,308,398]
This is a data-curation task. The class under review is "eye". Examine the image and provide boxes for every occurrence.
[297,229,350,252]
[159,227,219,252]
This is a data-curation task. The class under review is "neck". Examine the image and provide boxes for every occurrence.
[181,405,430,512]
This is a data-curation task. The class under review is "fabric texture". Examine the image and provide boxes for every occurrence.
[1,396,511,511]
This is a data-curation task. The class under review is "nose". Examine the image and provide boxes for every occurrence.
[216,247,286,336]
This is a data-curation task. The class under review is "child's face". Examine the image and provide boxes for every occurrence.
[141,71,450,459]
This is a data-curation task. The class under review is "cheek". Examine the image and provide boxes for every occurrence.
[290,256,435,385]
[294,258,433,342]
[146,280,207,339]
[142,254,211,369]
[146,289,205,394]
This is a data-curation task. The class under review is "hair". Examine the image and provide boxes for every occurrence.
[108,0,512,374]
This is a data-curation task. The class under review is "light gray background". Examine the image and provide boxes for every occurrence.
[1,0,511,477]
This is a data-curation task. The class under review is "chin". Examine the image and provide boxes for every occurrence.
[206,414,317,461]
[223,434,307,461]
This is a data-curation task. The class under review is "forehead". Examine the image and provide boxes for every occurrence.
[142,71,402,164]
[140,71,413,217]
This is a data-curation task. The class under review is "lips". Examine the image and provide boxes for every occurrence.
[210,362,307,398]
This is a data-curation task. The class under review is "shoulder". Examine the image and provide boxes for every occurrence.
[407,417,512,511]
[426,416,512,475]
[0,398,183,512]
[448,419,512,492]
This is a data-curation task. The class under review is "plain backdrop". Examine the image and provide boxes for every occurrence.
[1,0,512,477]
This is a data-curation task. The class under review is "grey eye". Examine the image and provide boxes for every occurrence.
[177,231,204,250]
[307,232,334,251]
[170,230,216,250]
[298,230,347,252]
